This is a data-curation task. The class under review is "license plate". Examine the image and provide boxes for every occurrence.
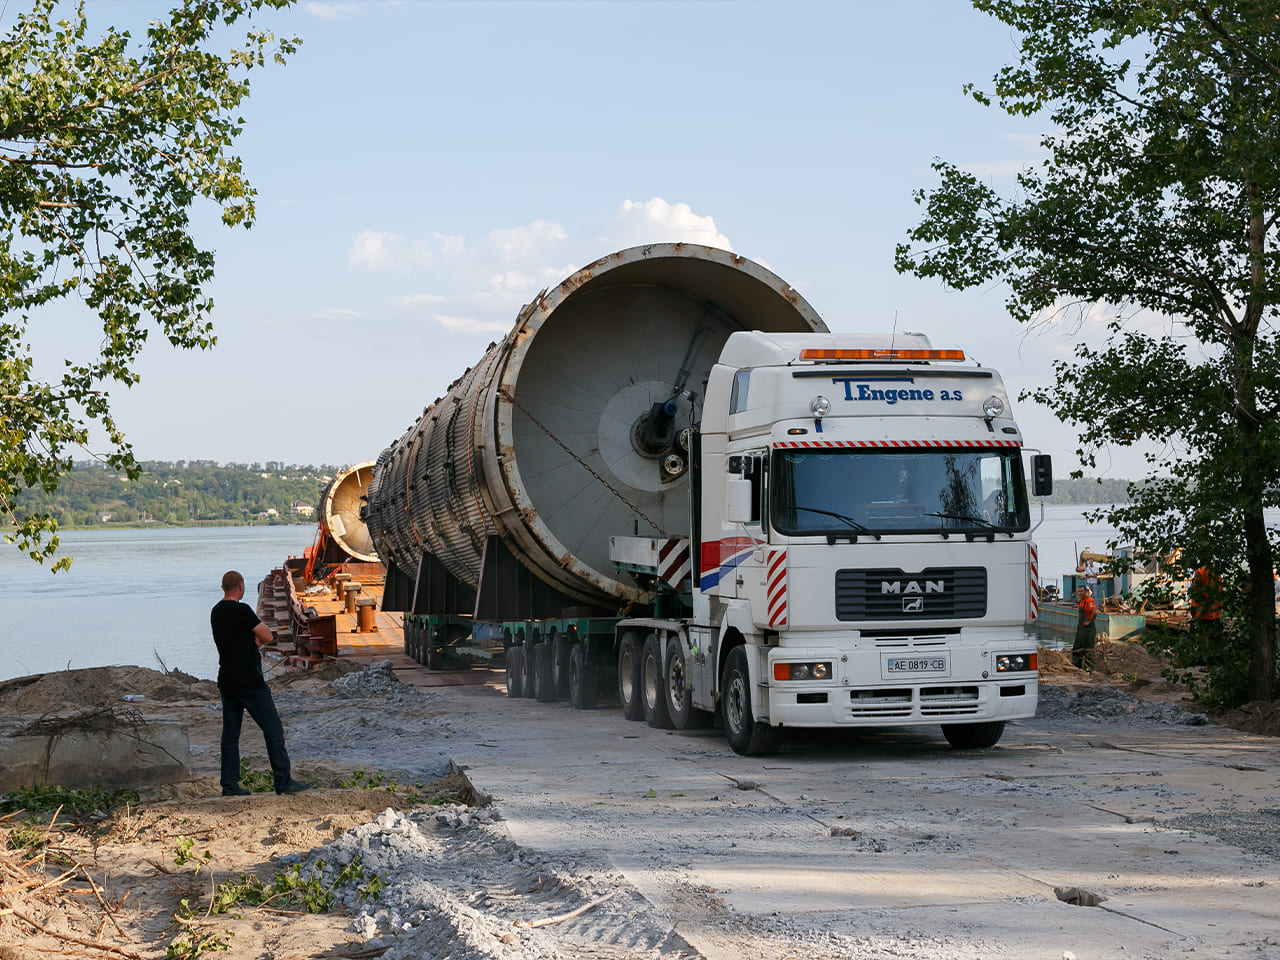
[883,655,949,675]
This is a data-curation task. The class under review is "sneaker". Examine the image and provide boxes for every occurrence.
[221,785,251,797]
[276,779,311,795]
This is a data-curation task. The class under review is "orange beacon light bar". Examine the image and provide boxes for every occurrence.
[798,348,966,362]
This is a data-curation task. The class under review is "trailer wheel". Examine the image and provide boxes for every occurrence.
[553,634,573,699]
[617,635,644,721]
[942,721,1006,749]
[505,647,524,698]
[641,634,674,729]
[722,646,781,756]
[568,642,599,709]
[533,643,557,702]
[664,636,713,730]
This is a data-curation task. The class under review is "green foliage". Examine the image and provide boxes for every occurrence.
[337,767,387,789]
[237,757,276,794]
[897,0,1280,704]
[0,781,139,820]
[174,835,212,873]
[1144,620,1253,708]
[0,0,299,569]
[4,821,46,852]
[166,928,232,960]
[6,459,334,530]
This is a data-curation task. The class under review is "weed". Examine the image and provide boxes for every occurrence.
[237,758,275,794]
[174,836,212,874]
[5,822,46,852]
[424,790,465,806]
[166,927,232,959]
[338,768,388,789]
[0,783,139,821]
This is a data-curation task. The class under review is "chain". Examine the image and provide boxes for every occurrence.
[501,389,669,536]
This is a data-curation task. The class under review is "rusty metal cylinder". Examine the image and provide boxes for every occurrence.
[356,597,376,632]
[343,581,361,613]
[364,244,827,608]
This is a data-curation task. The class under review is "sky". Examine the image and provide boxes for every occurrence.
[10,0,1154,478]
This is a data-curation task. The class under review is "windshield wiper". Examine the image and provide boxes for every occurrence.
[924,511,1008,541]
[794,507,882,541]
[925,511,998,530]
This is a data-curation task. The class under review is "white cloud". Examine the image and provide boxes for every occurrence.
[348,230,464,272]
[612,198,733,251]
[435,314,512,335]
[314,308,361,319]
[390,293,447,308]
[303,2,359,19]
[485,220,568,261]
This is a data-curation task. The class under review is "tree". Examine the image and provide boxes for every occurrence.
[0,0,297,570]
[895,0,1280,704]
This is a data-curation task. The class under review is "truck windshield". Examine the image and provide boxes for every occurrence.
[770,447,1031,536]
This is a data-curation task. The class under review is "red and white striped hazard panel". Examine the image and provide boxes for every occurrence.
[1028,543,1039,621]
[773,439,1024,450]
[658,538,692,589]
[766,547,788,627]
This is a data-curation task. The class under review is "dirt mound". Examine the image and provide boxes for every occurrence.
[0,665,218,716]
[1214,700,1280,737]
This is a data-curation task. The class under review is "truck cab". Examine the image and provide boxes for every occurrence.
[676,331,1047,753]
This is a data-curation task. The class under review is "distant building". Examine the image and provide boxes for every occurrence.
[97,511,114,522]
[291,502,314,518]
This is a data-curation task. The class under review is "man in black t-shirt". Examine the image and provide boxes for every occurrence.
[211,570,309,796]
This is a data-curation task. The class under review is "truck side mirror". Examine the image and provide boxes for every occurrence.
[1031,454,1053,497]
[725,476,754,523]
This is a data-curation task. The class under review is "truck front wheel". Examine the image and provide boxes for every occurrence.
[942,721,1006,749]
[665,636,712,730]
[722,646,781,756]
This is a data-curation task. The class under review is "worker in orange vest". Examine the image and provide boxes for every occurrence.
[1073,584,1098,670]
[1188,566,1224,648]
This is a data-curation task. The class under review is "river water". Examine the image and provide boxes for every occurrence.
[1,507,1118,684]
[2,525,313,684]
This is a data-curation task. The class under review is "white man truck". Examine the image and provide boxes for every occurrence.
[364,244,1049,756]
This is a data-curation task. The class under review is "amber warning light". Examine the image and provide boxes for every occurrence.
[798,348,966,362]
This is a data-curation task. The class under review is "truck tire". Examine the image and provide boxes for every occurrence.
[505,647,524,698]
[642,633,673,729]
[553,634,573,699]
[520,636,537,698]
[722,646,781,756]
[664,636,713,730]
[617,635,644,721]
[942,721,1005,749]
[534,643,557,702]
[568,642,599,710]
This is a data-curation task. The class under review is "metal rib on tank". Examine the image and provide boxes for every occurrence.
[366,243,827,609]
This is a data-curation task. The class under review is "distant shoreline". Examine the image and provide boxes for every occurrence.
[2,519,315,532]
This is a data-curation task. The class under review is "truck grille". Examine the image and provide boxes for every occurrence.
[835,567,987,621]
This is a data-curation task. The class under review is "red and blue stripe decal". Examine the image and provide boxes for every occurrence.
[699,537,761,590]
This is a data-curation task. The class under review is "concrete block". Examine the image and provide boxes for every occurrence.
[0,715,190,792]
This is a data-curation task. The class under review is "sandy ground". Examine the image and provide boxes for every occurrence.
[1,642,1278,960]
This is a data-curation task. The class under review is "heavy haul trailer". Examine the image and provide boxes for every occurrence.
[364,243,1050,755]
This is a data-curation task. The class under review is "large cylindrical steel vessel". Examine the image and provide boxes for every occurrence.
[365,243,827,609]
[319,462,378,562]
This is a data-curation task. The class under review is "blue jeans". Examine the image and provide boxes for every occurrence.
[220,686,291,792]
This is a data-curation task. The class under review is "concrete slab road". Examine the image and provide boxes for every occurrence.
[450,689,1280,960]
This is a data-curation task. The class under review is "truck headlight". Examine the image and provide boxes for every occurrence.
[995,653,1037,673]
[773,661,833,681]
[982,395,1005,418]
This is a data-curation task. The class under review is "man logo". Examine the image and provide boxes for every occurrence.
[903,597,924,613]
[881,580,945,595]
